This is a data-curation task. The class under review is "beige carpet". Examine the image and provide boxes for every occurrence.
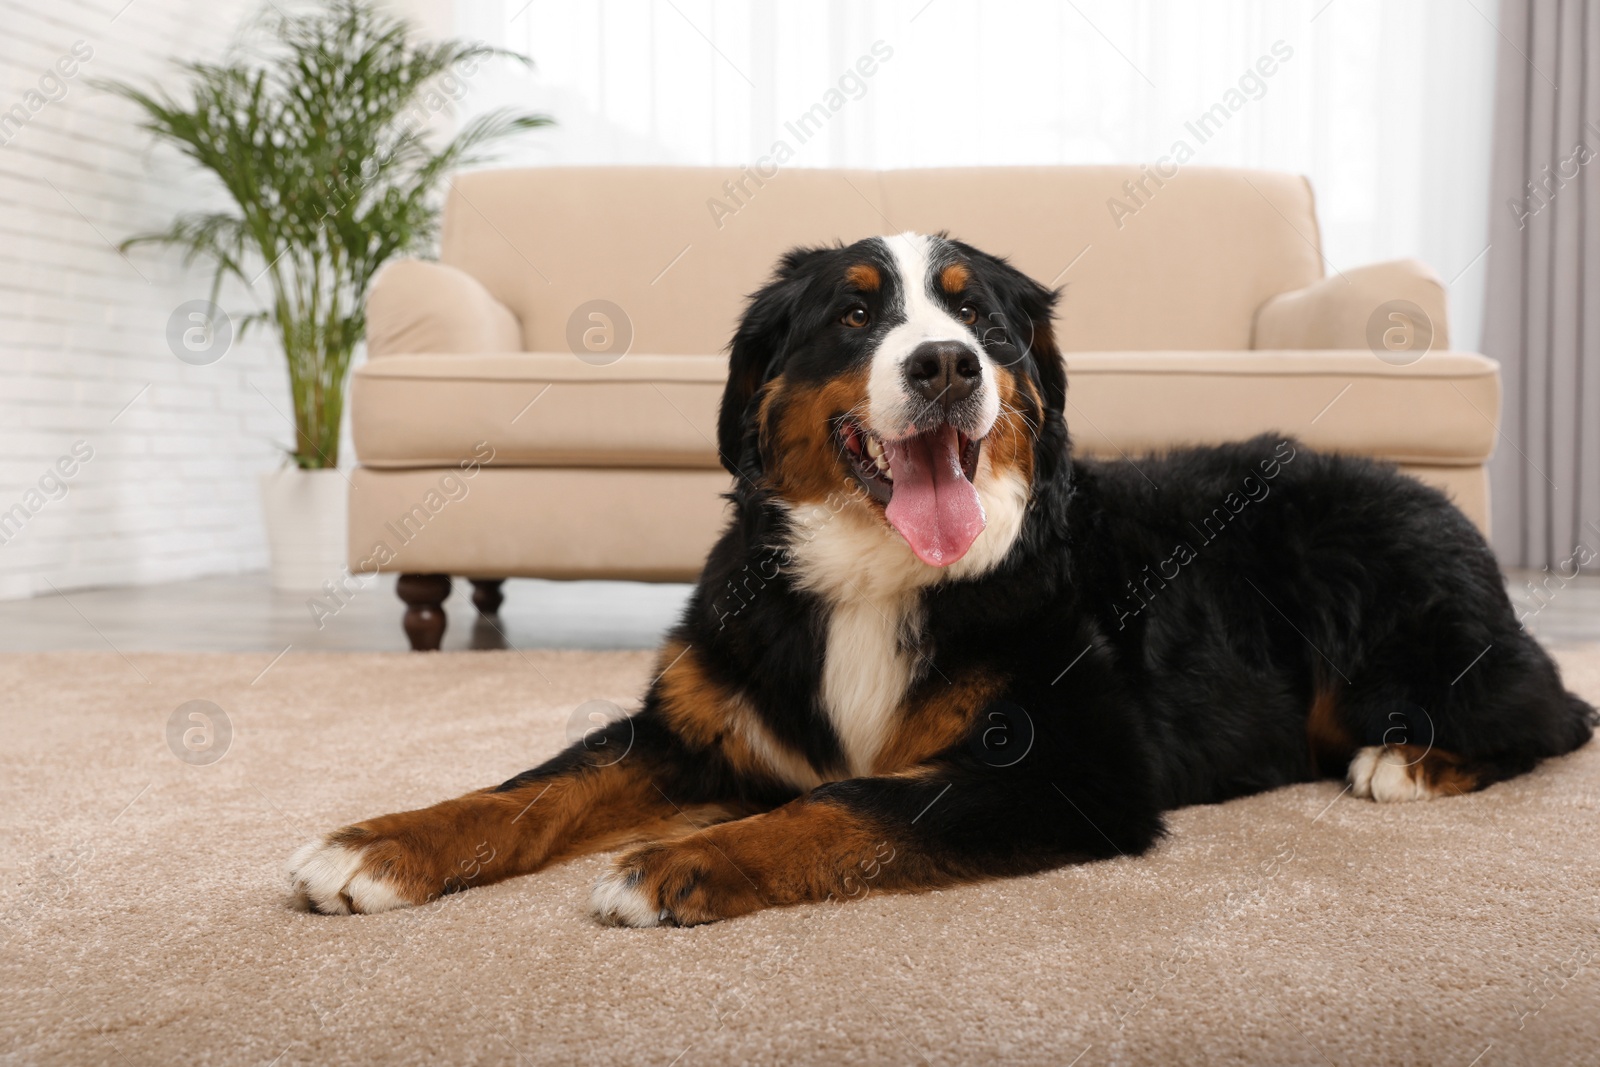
[3,647,1599,1067]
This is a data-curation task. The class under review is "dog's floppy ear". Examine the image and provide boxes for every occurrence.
[957,243,1065,415]
[718,246,828,477]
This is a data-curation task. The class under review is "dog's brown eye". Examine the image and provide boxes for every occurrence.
[958,304,979,326]
[842,307,870,328]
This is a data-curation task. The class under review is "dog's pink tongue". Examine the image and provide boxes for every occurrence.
[883,426,986,567]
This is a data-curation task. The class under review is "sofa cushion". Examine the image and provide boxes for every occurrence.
[440,167,894,358]
[1065,350,1499,465]
[350,349,1498,470]
[881,166,1323,351]
[438,166,1324,358]
[352,353,726,469]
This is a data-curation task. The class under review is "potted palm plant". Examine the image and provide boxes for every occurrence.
[110,0,548,589]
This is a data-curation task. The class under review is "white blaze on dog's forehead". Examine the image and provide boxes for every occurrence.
[866,232,1000,440]
[884,233,965,343]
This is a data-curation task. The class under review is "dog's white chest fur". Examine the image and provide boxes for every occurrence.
[784,465,1027,778]
[820,590,920,777]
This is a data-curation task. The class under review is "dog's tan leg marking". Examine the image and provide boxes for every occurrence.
[287,762,733,915]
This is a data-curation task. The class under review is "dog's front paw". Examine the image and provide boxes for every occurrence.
[287,827,427,915]
[590,838,763,928]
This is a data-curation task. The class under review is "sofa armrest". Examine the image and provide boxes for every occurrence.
[1252,258,1450,352]
[366,259,523,356]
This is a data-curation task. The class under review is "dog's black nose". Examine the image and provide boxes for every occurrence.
[903,341,981,411]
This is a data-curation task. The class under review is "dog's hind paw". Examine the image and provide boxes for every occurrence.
[1347,745,1448,802]
[590,865,669,928]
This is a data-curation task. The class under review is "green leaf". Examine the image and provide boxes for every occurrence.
[100,0,551,469]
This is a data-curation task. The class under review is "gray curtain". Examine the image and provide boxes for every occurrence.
[1483,0,1600,571]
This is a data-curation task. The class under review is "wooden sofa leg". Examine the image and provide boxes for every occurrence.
[470,578,506,617]
[397,573,451,651]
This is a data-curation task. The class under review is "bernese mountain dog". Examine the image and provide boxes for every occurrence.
[290,233,1595,925]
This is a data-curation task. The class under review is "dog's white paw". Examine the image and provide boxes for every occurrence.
[1348,745,1433,803]
[287,835,414,915]
[590,866,668,928]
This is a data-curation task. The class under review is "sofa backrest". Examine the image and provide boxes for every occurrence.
[440,165,1324,356]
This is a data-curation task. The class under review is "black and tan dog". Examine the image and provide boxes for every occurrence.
[289,233,1595,925]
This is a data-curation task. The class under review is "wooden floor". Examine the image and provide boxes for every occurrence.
[0,573,692,653]
[0,569,1594,653]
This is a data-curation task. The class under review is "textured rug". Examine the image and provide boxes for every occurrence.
[3,647,1599,1066]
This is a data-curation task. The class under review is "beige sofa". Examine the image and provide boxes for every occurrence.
[351,166,1499,649]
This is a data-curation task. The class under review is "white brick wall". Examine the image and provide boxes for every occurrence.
[0,0,296,600]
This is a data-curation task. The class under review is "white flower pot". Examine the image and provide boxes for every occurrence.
[260,467,349,592]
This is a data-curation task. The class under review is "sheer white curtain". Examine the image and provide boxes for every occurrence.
[450,0,1498,350]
